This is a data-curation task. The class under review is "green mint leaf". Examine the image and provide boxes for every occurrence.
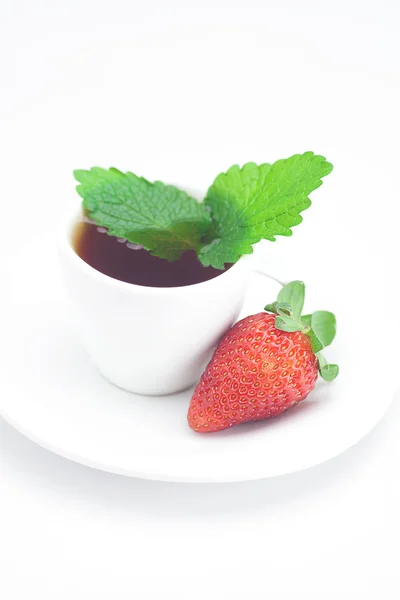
[320,363,339,382]
[74,167,212,261]
[198,152,333,268]
[301,314,312,327]
[277,281,305,319]
[275,315,304,333]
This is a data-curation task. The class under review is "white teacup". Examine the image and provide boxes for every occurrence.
[59,210,275,396]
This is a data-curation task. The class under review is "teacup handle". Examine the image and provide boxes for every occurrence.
[250,266,286,288]
[241,245,287,288]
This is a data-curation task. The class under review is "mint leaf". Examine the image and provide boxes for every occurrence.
[198,152,333,268]
[277,281,305,318]
[301,314,312,327]
[74,167,212,261]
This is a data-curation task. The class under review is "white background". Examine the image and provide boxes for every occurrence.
[1,1,399,598]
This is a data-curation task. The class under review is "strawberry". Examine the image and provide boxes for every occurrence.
[188,281,338,433]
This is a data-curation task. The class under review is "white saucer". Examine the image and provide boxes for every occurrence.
[0,238,397,482]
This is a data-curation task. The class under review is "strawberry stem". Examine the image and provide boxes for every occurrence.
[264,280,339,382]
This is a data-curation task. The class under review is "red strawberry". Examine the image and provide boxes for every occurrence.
[188,281,338,433]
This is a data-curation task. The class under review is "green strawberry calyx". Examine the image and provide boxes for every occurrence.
[264,281,339,382]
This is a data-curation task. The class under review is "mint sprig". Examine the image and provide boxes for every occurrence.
[199,152,333,268]
[264,281,339,382]
[74,152,333,269]
[74,168,212,261]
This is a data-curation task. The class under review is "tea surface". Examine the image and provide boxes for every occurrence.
[72,219,230,287]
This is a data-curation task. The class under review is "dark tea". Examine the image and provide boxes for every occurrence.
[72,217,231,288]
